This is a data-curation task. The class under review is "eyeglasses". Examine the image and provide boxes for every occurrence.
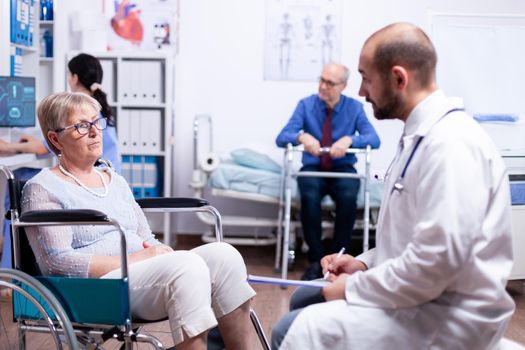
[55,117,107,135]
[318,77,345,88]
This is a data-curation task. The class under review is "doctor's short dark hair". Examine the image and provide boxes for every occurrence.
[372,28,437,88]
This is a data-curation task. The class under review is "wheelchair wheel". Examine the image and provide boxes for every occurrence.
[0,268,78,350]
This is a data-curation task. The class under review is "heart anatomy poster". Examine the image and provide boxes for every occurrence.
[103,0,180,52]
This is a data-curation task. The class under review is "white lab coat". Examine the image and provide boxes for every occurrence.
[280,91,515,350]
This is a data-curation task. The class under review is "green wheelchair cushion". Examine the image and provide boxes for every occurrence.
[14,277,130,325]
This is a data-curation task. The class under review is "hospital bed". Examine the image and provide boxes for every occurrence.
[190,115,283,247]
[190,115,383,274]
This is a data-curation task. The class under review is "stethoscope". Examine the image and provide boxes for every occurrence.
[387,108,465,194]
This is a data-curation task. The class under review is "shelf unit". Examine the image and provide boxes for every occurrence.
[36,0,70,104]
[66,51,175,242]
[0,0,54,240]
[0,1,38,79]
[0,1,59,104]
[37,16,54,101]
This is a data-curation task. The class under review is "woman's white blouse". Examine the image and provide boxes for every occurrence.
[21,168,159,277]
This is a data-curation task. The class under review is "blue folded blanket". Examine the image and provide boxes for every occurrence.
[473,114,519,123]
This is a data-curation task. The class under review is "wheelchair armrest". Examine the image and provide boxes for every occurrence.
[17,209,130,279]
[137,197,223,242]
[136,197,209,209]
[19,209,109,223]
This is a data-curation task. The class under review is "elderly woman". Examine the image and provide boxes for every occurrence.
[22,92,255,350]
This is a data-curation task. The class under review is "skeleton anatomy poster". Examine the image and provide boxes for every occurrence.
[264,0,342,81]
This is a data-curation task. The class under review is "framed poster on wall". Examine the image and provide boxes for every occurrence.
[103,0,180,53]
[264,0,342,81]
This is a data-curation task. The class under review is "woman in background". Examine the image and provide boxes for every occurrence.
[67,53,121,173]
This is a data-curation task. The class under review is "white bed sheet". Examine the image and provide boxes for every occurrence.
[208,161,383,209]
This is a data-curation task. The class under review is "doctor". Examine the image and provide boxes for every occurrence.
[272,22,515,349]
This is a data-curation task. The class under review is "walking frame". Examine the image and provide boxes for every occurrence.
[276,144,372,282]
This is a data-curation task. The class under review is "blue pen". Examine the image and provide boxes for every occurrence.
[324,247,345,280]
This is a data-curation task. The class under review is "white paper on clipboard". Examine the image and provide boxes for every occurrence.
[248,274,328,288]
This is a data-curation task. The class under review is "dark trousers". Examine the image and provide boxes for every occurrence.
[297,164,359,263]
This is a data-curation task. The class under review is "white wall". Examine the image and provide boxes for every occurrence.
[44,0,525,235]
[173,0,525,234]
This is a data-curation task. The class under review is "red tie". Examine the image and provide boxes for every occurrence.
[320,107,333,171]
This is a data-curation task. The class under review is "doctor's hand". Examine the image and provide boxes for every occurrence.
[330,136,352,158]
[321,253,367,280]
[298,132,321,156]
[322,273,349,301]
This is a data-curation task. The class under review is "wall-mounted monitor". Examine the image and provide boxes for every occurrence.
[0,76,36,127]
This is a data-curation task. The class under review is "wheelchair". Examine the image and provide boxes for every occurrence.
[0,164,270,349]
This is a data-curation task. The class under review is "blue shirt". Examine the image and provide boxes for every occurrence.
[276,94,380,166]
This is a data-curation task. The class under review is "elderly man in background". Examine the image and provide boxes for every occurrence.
[276,62,380,280]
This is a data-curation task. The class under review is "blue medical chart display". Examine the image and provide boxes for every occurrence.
[0,76,36,127]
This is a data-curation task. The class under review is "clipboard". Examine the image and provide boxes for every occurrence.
[248,274,328,288]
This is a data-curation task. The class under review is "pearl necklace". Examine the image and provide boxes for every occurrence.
[58,164,109,198]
